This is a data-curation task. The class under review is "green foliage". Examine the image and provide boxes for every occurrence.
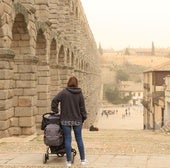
[152,41,155,55]
[125,48,130,55]
[114,62,148,83]
[116,69,129,81]
[98,42,103,55]
[104,84,132,104]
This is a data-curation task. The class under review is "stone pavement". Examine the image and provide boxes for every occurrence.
[0,151,170,168]
[0,129,170,168]
[0,105,170,168]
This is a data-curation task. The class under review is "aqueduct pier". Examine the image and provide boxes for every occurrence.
[0,0,101,137]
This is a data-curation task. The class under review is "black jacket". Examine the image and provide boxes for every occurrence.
[51,87,87,124]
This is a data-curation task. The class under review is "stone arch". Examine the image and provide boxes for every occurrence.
[75,7,79,18]
[71,52,74,67]
[71,1,75,13]
[50,38,57,66]
[80,59,84,70]
[49,38,59,99]
[85,62,89,71]
[66,48,70,65]
[13,3,29,24]
[0,2,13,48]
[0,0,101,137]
[58,44,65,65]
[75,58,79,69]
[11,13,30,57]
[35,28,50,123]
[36,29,46,64]
[58,44,68,88]
[10,12,37,135]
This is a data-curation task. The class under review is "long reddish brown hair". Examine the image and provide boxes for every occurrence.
[67,76,78,87]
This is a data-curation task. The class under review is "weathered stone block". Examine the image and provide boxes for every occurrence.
[0,80,10,89]
[15,107,34,117]
[0,90,13,100]
[37,85,49,92]
[24,88,37,96]
[13,89,24,96]
[21,126,36,135]
[38,92,49,100]
[33,106,38,115]
[37,71,49,77]
[16,80,36,88]
[38,77,50,85]
[35,0,48,5]
[0,99,13,110]
[37,99,50,107]
[8,127,21,135]
[38,65,50,71]
[19,73,36,80]
[10,117,19,127]
[0,61,10,69]
[38,107,50,115]
[0,129,9,138]
[0,70,13,79]
[0,108,14,120]
[0,120,10,130]
[19,116,35,127]
[18,65,37,73]
[18,96,33,107]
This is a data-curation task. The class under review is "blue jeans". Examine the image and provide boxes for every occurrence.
[62,124,85,162]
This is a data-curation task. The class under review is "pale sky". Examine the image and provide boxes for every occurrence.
[81,0,170,50]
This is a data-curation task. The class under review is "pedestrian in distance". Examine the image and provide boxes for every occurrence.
[51,76,87,167]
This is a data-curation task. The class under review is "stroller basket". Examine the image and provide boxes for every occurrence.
[41,112,60,130]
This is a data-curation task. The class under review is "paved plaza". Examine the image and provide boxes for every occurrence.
[96,105,143,130]
[0,105,170,168]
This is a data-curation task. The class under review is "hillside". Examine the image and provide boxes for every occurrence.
[101,53,170,84]
[101,53,170,67]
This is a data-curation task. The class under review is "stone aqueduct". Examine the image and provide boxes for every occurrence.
[0,0,101,137]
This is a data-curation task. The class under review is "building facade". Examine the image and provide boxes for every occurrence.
[119,81,143,105]
[164,76,170,125]
[0,0,101,137]
[143,62,170,130]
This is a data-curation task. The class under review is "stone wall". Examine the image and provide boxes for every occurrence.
[0,0,101,137]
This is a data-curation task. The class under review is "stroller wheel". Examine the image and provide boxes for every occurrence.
[71,151,74,163]
[43,153,48,164]
[71,149,76,163]
[71,148,77,156]
[57,153,64,157]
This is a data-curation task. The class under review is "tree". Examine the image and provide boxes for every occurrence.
[98,42,103,55]
[104,85,131,104]
[116,69,129,82]
[151,41,155,55]
[125,48,130,55]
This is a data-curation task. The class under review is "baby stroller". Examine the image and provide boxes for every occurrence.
[41,112,77,164]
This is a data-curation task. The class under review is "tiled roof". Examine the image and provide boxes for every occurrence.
[119,81,143,92]
[144,60,170,72]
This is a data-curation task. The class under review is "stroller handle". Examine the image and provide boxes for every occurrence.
[42,111,59,119]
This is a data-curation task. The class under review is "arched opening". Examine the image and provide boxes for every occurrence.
[36,29,46,64]
[71,52,74,67]
[11,13,36,135]
[11,13,30,57]
[58,45,65,65]
[66,49,70,65]
[36,29,50,124]
[50,38,57,66]
[49,38,58,99]
[58,45,67,88]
